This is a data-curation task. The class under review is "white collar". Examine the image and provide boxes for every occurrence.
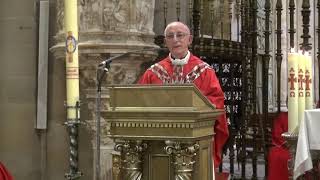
[169,51,190,66]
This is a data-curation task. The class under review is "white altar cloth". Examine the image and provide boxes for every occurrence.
[294,109,320,179]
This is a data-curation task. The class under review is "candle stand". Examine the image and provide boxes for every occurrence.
[282,132,299,180]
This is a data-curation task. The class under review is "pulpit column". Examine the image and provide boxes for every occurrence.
[164,140,200,180]
[114,140,148,180]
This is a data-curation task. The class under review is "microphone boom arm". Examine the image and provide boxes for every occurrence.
[94,46,164,180]
[98,46,164,68]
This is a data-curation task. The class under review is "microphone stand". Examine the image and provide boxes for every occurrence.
[95,61,111,180]
[94,47,162,180]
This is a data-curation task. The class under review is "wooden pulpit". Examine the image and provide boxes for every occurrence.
[103,84,223,180]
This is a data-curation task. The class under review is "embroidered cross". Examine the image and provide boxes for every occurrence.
[288,67,297,90]
[298,68,305,91]
[305,70,312,97]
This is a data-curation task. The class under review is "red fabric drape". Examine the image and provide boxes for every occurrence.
[0,162,13,180]
[268,112,289,180]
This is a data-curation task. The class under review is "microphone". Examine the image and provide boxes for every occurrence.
[98,47,167,68]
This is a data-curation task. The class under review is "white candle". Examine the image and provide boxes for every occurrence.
[287,51,299,133]
[304,52,313,110]
[65,0,80,120]
[297,51,306,129]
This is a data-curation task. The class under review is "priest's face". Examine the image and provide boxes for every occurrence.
[164,22,193,59]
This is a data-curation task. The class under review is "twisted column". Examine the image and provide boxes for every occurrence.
[275,0,283,113]
[288,0,295,49]
[64,101,82,180]
[263,0,271,176]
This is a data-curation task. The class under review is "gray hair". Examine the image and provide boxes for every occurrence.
[164,22,191,36]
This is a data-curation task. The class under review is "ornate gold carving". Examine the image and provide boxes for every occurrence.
[114,140,148,180]
[164,141,200,180]
[112,154,121,180]
[110,121,212,128]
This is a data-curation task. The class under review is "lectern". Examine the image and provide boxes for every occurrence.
[103,84,223,180]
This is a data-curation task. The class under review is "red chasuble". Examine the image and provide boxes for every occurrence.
[0,162,13,180]
[268,112,290,180]
[138,54,229,167]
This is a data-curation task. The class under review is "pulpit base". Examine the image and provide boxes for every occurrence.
[112,138,214,180]
[282,132,298,180]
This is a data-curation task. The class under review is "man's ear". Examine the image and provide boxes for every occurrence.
[188,35,193,45]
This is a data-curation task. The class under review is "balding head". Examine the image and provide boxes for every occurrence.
[164,22,191,36]
[163,21,193,59]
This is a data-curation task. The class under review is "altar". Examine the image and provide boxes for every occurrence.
[294,109,320,179]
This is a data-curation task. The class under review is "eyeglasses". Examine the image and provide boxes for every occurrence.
[165,32,189,40]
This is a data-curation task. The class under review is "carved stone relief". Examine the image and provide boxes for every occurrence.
[103,0,129,31]
[79,0,102,31]
[52,0,157,179]
[55,0,156,44]
[135,0,155,33]
[56,0,64,34]
[102,0,155,33]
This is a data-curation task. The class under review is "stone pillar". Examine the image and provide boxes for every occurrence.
[280,0,288,111]
[51,0,157,179]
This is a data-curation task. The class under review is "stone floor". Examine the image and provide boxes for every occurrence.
[220,148,266,180]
